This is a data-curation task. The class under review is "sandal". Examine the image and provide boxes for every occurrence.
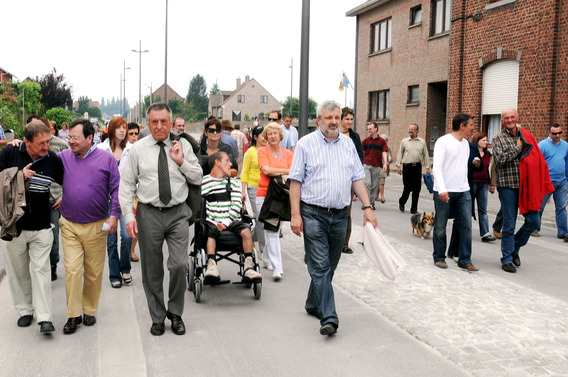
[381,198,386,203]
[131,254,139,262]
[111,281,122,289]
[123,274,132,285]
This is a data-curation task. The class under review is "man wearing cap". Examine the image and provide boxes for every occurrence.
[220,119,239,158]
[0,120,64,334]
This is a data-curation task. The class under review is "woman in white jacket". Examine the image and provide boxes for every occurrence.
[98,117,133,288]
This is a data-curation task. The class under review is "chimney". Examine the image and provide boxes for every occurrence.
[245,75,250,82]
[236,77,241,88]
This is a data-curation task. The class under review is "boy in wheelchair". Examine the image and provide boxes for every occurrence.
[201,152,262,284]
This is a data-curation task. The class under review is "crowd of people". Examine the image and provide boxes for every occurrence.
[0,101,564,340]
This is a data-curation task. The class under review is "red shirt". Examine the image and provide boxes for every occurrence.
[362,136,388,167]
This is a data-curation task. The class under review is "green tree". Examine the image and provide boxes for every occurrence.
[45,107,73,128]
[186,74,208,114]
[77,96,90,114]
[0,81,42,137]
[210,82,221,95]
[281,96,318,119]
[39,68,73,110]
[0,106,22,137]
[169,99,184,118]
[87,106,102,119]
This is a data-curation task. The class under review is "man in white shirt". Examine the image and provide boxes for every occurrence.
[282,113,298,147]
[432,113,479,272]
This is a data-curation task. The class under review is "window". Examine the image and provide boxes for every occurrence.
[260,95,268,103]
[408,85,419,104]
[369,90,390,120]
[432,0,451,35]
[232,110,241,122]
[410,5,422,25]
[238,95,245,103]
[371,18,392,53]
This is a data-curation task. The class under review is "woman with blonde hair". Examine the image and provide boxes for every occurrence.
[257,123,294,280]
[97,117,133,288]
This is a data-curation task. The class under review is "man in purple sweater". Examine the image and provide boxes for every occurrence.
[58,118,120,334]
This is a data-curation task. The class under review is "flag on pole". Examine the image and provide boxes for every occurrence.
[339,73,350,91]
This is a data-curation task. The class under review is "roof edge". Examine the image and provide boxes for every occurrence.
[346,0,394,17]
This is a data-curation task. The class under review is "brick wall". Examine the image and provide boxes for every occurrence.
[448,0,567,141]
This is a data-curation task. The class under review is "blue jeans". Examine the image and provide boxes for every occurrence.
[301,202,348,327]
[537,178,568,237]
[498,188,539,265]
[49,206,61,266]
[472,182,490,237]
[107,203,132,283]
[432,191,472,267]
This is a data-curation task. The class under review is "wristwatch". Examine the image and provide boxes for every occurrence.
[362,205,373,210]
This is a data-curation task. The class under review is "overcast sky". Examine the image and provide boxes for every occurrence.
[3,0,364,112]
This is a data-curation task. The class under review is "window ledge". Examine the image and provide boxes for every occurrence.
[406,102,419,107]
[369,120,390,124]
[408,23,421,30]
[428,32,450,41]
[486,0,516,11]
[369,48,392,58]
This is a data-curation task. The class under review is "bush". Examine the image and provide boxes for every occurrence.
[45,107,73,128]
[0,106,23,138]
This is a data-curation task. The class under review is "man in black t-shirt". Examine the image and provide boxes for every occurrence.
[0,121,64,334]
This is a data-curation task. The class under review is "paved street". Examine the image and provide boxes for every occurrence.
[1,173,568,376]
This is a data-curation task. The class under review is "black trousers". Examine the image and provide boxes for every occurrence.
[399,163,422,213]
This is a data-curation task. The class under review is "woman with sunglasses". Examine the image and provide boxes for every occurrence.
[199,118,238,176]
[257,122,294,281]
[241,125,267,259]
[97,117,133,288]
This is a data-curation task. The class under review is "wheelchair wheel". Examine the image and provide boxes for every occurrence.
[253,282,261,300]
[187,260,195,292]
[193,279,202,303]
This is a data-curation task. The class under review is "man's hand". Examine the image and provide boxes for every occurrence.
[169,140,184,166]
[363,208,378,228]
[397,166,402,175]
[22,163,35,180]
[10,139,22,148]
[439,192,450,203]
[489,185,496,194]
[472,157,481,168]
[126,221,138,238]
[106,216,118,233]
[291,213,303,237]
[216,223,227,232]
[52,197,62,210]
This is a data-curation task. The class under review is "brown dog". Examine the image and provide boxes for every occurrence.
[411,212,434,239]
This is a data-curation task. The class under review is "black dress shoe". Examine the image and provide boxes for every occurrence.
[17,315,33,327]
[512,254,521,267]
[39,321,55,333]
[63,316,82,334]
[502,263,517,273]
[83,314,96,326]
[166,312,186,335]
[51,265,57,281]
[150,322,165,336]
[342,247,353,254]
[399,203,405,212]
[320,322,338,336]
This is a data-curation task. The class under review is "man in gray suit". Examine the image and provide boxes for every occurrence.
[119,103,202,336]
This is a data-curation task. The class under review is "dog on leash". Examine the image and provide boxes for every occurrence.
[411,212,434,239]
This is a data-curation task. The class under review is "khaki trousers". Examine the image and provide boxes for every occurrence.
[60,217,107,318]
[3,228,53,322]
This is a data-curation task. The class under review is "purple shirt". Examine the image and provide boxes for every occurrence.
[59,147,120,224]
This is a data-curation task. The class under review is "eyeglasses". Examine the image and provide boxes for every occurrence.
[551,131,563,135]
[207,128,222,134]
[128,132,138,136]
[268,118,278,122]
[68,136,82,142]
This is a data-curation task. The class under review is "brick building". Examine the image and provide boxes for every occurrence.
[448,0,568,142]
[209,75,282,122]
[347,0,451,159]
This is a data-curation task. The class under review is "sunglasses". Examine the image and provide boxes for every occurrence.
[268,118,278,122]
[551,131,563,135]
[128,132,138,136]
[208,127,222,134]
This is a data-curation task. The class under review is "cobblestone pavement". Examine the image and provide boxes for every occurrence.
[282,223,568,377]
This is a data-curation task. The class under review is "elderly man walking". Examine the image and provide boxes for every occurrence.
[59,118,120,334]
[290,100,377,336]
[120,103,202,336]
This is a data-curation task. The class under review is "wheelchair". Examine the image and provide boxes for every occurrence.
[187,198,262,302]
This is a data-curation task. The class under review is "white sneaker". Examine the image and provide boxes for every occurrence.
[204,259,220,283]
[272,273,282,281]
[244,257,262,281]
[262,261,273,271]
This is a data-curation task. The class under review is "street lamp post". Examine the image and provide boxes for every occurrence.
[299,0,310,137]
[123,60,131,118]
[132,40,149,123]
[289,57,293,117]
[164,0,168,104]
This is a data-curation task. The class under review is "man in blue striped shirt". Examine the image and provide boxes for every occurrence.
[289,100,378,336]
